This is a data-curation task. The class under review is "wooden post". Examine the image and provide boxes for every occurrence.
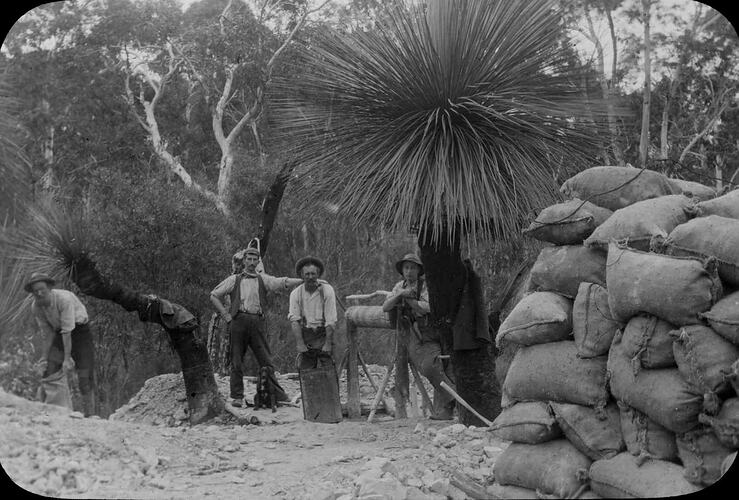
[346,322,361,418]
[394,327,409,419]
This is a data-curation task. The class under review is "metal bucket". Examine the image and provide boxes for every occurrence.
[299,362,343,423]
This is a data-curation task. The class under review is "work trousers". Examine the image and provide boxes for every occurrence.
[407,323,456,413]
[297,327,334,370]
[229,312,287,401]
[45,322,95,396]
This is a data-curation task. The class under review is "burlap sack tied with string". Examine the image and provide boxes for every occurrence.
[560,165,679,211]
[606,242,723,326]
[523,199,612,245]
[585,194,695,252]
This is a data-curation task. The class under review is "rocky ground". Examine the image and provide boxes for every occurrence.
[0,366,511,499]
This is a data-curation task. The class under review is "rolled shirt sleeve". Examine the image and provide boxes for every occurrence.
[389,281,403,299]
[287,286,302,323]
[259,273,290,292]
[57,293,78,333]
[210,274,236,299]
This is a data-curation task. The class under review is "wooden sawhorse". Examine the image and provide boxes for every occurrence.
[342,299,433,421]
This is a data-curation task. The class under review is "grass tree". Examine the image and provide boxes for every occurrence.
[0,203,224,423]
[273,0,608,424]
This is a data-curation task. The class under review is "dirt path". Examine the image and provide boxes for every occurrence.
[1,375,509,499]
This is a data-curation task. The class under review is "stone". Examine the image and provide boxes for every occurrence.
[446,484,467,500]
[483,446,503,458]
[365,457,391,469]
[356,468,384,488]
[245,459,264,471]
[429,477,450,494]
[357,478,407,499]
[405,477,423,488]
[414,423,426,433]
[467,438,485,451]
[447,424,467,434]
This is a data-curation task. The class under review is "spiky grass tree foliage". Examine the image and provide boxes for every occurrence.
[272,0,609,424]
[273,0,606,244]
[0,201,224,424]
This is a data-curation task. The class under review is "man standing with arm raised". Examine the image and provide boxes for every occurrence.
[210,247,303,408]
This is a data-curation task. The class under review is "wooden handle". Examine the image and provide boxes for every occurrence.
[440,381,494,427]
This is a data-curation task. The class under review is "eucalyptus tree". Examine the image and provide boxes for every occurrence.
[272,0,608,424]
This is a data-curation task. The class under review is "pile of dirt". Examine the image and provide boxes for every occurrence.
[109,363,433,427]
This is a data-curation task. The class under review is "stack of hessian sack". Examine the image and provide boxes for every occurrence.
[490,165,739,498]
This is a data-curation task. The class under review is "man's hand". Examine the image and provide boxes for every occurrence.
[321,342,332,353]
[296,343,309,353]
[222,312,233,324]
[62,357,75,371]
[35,359,48,377]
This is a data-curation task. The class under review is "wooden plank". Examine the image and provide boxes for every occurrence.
[368,364,394,423]
[346,323,361,418]
[299,364,343,423]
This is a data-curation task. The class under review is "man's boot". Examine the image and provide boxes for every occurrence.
[430,396,455,421]
[81,391,96,417]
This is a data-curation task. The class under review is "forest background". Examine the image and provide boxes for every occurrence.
[0,0,737,418]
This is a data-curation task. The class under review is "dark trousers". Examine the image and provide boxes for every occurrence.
[298,349,335,371]
[297,326,333,370]
[45,323,95,395]
[229,313,287,401]
[407,323,456,412]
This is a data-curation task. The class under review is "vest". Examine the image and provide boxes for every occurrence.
[229,273,268,316]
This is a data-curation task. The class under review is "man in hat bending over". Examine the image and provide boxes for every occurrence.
[383,253,456,420]
[26,272,96,415]
[210,247,303,407]
[289,256,338,370]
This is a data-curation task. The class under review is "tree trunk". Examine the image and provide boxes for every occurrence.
[70,253,224,425]
[418,227,500,427]
[604,3,624,165]
[639,0,652,168]
[257,160,297,255]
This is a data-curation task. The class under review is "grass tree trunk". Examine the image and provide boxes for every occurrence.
[70,254,223,425]
[419,227,500,427]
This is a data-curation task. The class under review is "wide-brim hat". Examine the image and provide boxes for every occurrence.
[24,272,55,293]
[395,253,424,276]
[295,256,325,277]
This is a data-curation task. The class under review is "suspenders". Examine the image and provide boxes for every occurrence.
[298,284,326,328]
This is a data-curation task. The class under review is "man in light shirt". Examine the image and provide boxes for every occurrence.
[288,256,338,370]
[26,272,96,416]
[210,247,303,407]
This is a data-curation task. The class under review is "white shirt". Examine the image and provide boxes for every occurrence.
[210,272,289,314]
[33,289,88,335]
[288,283,338,328]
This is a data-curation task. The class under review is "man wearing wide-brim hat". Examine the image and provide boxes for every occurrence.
[25,272,96,415]
[382,253,456,420]
[288,256,338,370]
[210,247,303,408]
